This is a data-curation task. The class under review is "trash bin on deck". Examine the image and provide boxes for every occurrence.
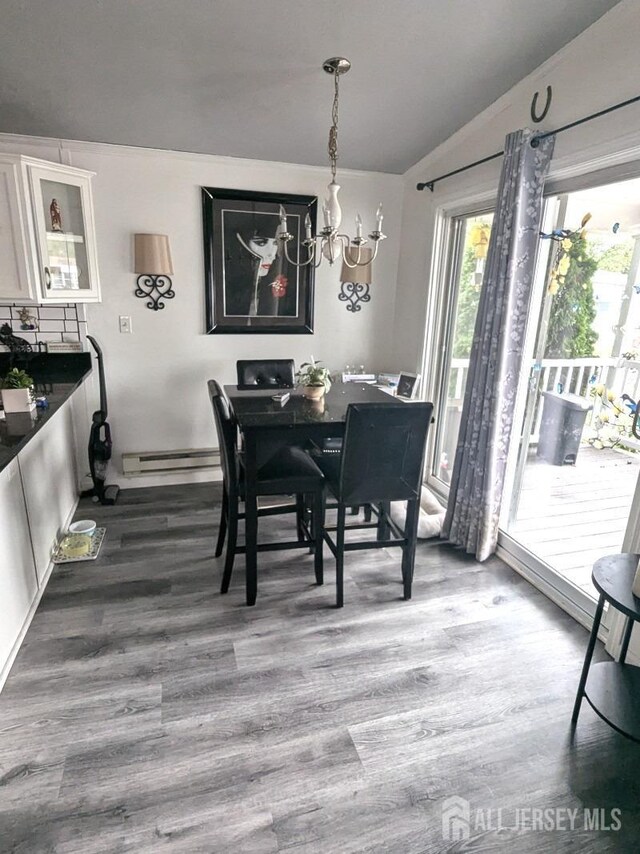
[536,391,593,466]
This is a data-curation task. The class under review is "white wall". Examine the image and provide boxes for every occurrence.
[392,0,640,375]
[0,134,402,481]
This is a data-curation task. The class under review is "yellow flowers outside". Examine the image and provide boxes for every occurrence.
[586,384,634,450]
[546,212,591,295]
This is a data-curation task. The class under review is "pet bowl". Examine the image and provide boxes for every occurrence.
[69,519,97,536]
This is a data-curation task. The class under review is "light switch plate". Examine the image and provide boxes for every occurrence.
[119,315,132,334]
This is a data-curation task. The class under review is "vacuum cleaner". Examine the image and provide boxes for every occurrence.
[83,335,120,505]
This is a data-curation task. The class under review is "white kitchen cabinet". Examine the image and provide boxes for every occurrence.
[0,160,36,302]
[18,398,79,583]
[0,458,38,679]
[0,155,101,304]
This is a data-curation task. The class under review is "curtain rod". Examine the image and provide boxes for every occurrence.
[416,93,640,192]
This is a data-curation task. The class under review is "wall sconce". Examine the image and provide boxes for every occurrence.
[339,246,372,312]
[133,233,175,310]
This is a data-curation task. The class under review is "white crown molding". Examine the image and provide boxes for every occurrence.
[0,132,401,184]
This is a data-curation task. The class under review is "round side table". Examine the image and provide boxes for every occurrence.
[572,553,640,743]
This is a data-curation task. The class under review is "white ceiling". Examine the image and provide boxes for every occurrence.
[0,0,620,174]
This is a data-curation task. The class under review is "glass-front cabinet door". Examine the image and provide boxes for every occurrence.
[27,163,101,302]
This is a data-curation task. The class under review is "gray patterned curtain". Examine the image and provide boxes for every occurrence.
[443,128,555,561]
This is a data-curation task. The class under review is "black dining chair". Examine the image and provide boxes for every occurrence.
[312,401,433,607]
[208,380,325,604]
[236,359,295,390]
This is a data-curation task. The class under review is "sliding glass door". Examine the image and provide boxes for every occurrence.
[426,170,640,630]
[502,174,640,617]
[430,211,494,488]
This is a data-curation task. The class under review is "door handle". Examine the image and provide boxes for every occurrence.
[44,267,51,288]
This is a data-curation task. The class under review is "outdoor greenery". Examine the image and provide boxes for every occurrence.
[450,221,633,364]
[451,243,483,359]
[591,239,633,274]
[544,233,598,358]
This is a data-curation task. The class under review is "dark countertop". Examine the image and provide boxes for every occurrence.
[0,353,92,474]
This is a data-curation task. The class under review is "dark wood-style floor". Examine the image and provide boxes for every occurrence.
[1,483,640,853]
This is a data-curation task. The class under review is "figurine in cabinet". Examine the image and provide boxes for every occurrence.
[49,198,63,232]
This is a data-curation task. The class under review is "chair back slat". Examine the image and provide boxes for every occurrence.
[236,359,295,390]
[207,380,239,494]
[339,402,433,505]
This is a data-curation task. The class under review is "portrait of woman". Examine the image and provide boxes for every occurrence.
[203,187,316,335]
[222,210,297,318]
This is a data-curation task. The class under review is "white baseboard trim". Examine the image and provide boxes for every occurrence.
[0,495,79,693]
[117,468,223,490]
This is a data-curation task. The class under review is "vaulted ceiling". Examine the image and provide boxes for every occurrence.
[0,0,620,173]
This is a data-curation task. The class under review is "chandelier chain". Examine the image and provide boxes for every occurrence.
[328,70,339,182]
[279,58,385,271]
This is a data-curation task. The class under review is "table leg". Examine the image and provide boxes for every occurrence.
[620,616,634,665]
[571,594,605,726]
[402,498,419,601]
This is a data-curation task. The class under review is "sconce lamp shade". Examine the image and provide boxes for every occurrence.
[134,234,174,275]
[340,247,373,284]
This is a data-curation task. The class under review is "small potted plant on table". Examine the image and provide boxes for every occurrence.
[297,358,332,400]
[1,367,36,413]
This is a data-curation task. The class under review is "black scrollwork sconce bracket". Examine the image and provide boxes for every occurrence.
[338,281,371,313]
[134,275,175,311]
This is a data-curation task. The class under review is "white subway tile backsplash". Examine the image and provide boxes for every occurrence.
[38,306,66,320]
[39,320,66,333]
[0,301,87,350]
[37,332,64,342]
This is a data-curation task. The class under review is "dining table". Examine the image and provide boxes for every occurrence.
[224,381,404,604]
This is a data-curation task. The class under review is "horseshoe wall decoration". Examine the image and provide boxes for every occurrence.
[531,86,552,124]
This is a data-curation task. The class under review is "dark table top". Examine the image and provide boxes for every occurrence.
[224,382,402,430]
[592,553,640,620]
[0,353,92,474]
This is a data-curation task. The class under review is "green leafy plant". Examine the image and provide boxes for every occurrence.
[544,221,598,359]
[296,358,332,391]
[2,367,34,390]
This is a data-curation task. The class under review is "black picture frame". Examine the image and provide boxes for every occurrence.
[202,187,317,334]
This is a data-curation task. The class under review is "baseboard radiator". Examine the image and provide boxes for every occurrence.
[122,448,221,476]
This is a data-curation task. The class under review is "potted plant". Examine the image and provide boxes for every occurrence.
[297,358,332,400]
[1,367,36,413]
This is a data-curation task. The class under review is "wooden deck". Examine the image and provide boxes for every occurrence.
[509,444,640,598]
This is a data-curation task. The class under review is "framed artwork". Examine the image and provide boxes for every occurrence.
[396,372,420,400]
[202,187,317,334]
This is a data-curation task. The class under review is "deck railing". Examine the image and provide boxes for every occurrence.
[448,356,640,446]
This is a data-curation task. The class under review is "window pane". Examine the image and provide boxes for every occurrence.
[434,213,494,483]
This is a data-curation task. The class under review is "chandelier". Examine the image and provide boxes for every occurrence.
[278,57,386,269]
